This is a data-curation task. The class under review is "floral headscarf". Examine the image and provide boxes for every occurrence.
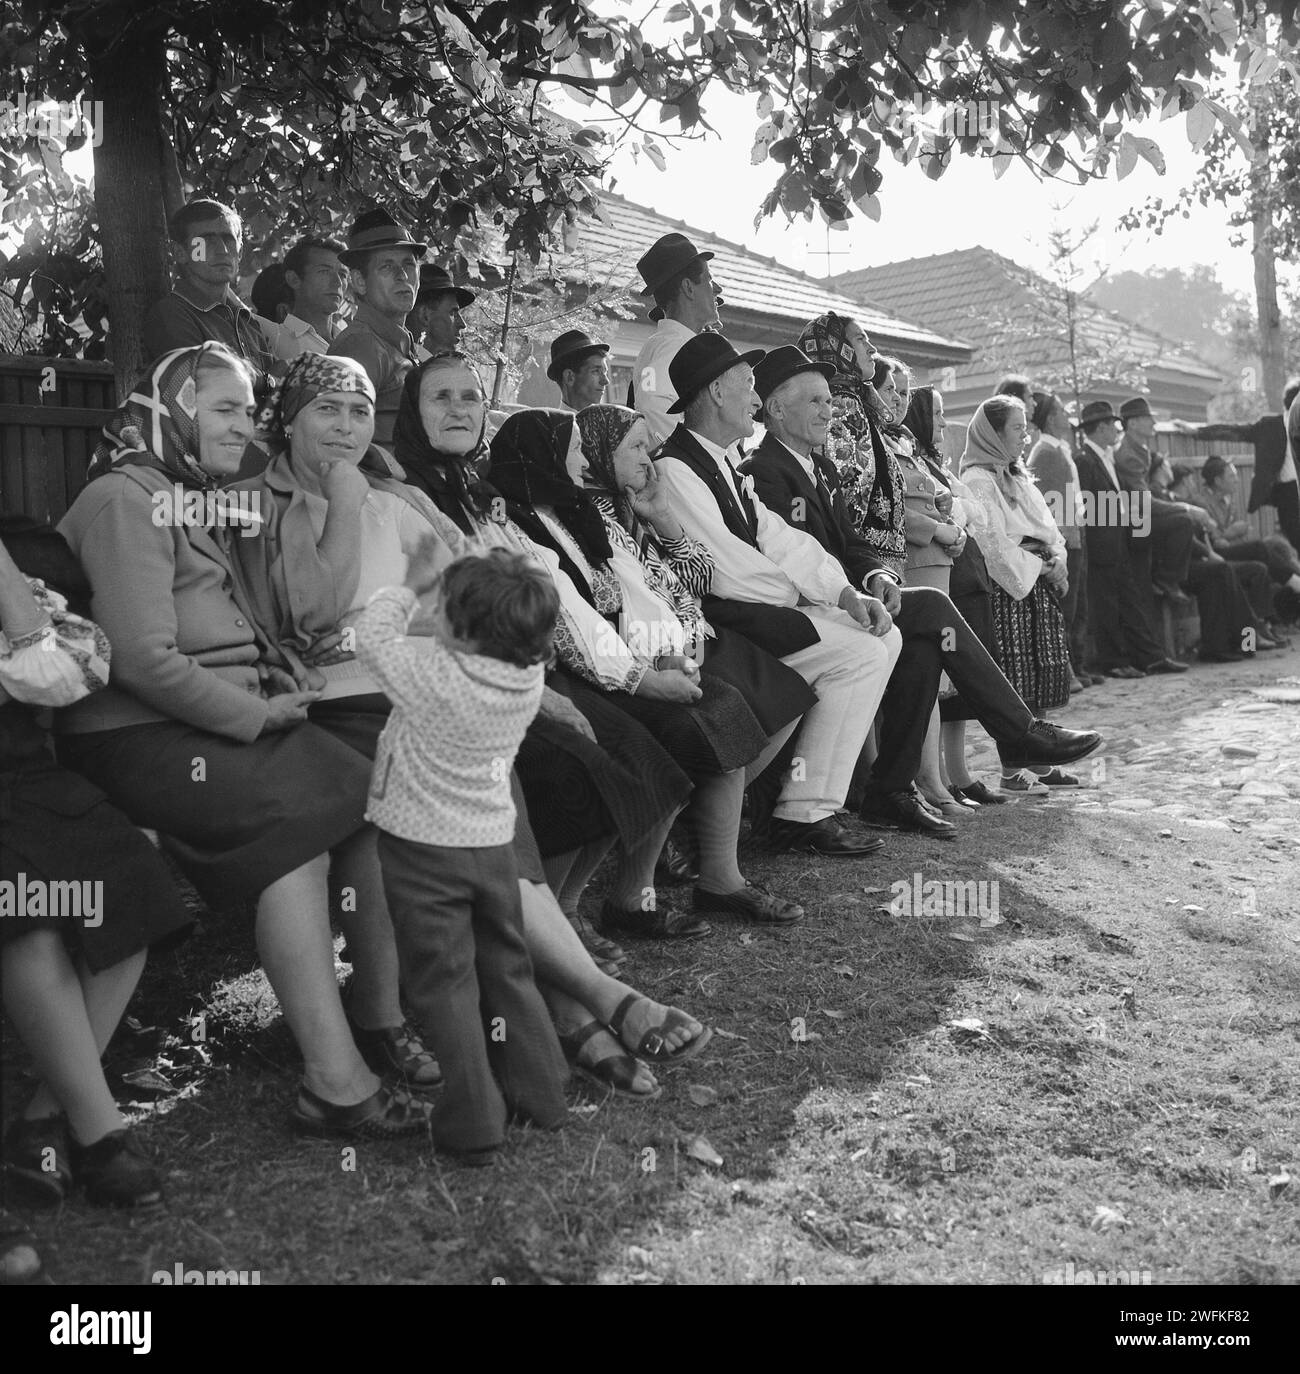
[87,343,250,490]
[256,352,377,454]
[391,354,498,534]
[573,405,650,552]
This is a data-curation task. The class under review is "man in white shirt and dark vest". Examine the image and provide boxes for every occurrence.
[630,233,724,444]
[742,346,1102,835]
[653,333,903,857]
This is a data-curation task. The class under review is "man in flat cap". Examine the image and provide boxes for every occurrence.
[411,264,477,361]
[630,233,724,444]
[1074,400,1186,677]
[329,207,427,444]
[742,347,1101,837]
[652,333,901,857]
[548,330,610,411]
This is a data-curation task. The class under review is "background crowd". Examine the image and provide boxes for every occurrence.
[4,195,1299,1284]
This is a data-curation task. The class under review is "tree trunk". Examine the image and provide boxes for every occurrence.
[86,29,172,399]
[1247,20,1285,412]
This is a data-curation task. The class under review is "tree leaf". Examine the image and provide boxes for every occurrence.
[685,1134,723,1167]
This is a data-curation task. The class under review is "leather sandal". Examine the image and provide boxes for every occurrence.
[291,1081,434,1140]
[559,1022,662,1098]
[599,900,712,941]
[347,1016,443,1090]
[606,994,714,1065]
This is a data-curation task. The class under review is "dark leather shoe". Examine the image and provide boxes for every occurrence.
[767,816,885,857]
[1143,657,1189,674]
[907,784,945,819]
[998,719,1103,770]
[694,881,804,924]
[599,901,712,941]
[4,1115,72,1206]
[654,837,699,886]
[860,790,958,838]
[1153,580,1194,606]
[1105,665,1145,679]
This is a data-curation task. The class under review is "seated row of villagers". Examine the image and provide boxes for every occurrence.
[5,203,1132,1214]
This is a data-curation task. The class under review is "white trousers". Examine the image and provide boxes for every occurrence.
[774,607,902,825]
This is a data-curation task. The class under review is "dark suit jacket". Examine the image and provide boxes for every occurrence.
[1114,432,1187,527]
[1073,442,1126,566]
[739,433,892,589]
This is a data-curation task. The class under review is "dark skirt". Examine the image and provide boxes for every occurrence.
[698,628,816,737]
[1,749,193,973]
[989,581,1071,715]
[309,695,547,883]
[543,674,693,842]
[56,719,372,908]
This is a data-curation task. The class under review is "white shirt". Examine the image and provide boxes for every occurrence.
[1082,436,1121,490]
[256,312,337,362]
[962,468,1066,601]
[656,428,853,608]
[632,318,695,444]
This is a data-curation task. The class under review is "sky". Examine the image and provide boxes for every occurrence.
[559,78,1273,304]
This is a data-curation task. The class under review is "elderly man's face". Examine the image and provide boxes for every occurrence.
[768,371,832,452]
[715,363,759,440]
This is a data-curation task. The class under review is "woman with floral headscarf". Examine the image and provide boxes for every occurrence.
[960,396,1072,773]
[56,343,434,1140]
[796,312,907,577]
[238,352,713,1095]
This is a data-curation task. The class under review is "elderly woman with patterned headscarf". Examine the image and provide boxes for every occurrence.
[960,396,1073,771]
[235,352,714,1096]
[56,343,435,1140]
[796,312,907,578]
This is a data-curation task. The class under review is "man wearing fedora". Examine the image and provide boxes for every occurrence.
[329,208,427,445]
[410,264,476,360]
[741,347,1103,836]
[548,330,610,411]
[1074,400,1186,677]
[630,233,724,444]
[1114,396,1204,606]
[652,332,902,857]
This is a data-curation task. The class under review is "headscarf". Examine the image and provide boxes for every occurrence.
[253,352,390,472]
[573,405,651,552]
[487,410,615,599]
[391,354,498,533]
[86,342,249,490]
[960,399,1028,507]
[796,312,868,418]
[904,386,940,460]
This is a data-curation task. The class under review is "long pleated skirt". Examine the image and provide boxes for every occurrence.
[989,580,1071,714]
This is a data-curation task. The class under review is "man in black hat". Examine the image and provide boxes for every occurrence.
[1074,400,1186,676]
[548,330,610,411]
[652,333,901,857]
[630,233,723,444]
[741,347,1103,835]
[329,208,427,445]
[1114,396,1203,605]
[410,264,476,360]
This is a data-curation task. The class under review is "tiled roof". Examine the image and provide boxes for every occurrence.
[565,192,974,363]
[830,248,1221,385]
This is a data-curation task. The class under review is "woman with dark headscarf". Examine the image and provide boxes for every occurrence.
[510,403,808,925]
[56,343,433,1140]
[796,312,907,576]
[960,397,1072,783]
[236,351,713,1095]
[904,386,1008,807]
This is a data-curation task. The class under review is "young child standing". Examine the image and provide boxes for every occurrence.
[356,543,569,1163]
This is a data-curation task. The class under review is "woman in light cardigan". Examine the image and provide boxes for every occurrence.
[959,397,1072,780]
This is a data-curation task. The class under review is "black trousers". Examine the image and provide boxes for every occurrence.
[1220,537,1300,586]
[1218,557,1274,623]
[1148,504,1196,586]
[1272,480,1300,554]
[1063,542,1088,673]
[1085,536,1166,671]
[377,834,568,1152]
[869,585,1034,793]
[1185,560,1258,657]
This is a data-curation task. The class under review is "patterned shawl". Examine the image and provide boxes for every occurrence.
[86,342,248,490]
[573,405,652,554]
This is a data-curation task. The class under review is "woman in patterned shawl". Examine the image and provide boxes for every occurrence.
[796,312,907,577]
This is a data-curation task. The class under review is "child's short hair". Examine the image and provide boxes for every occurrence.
[439,550,558,668]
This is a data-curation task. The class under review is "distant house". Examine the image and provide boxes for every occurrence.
[513,191,974,408]
[827,248,1222,428]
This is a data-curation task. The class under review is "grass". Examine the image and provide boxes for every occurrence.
[5,784,1296,1288]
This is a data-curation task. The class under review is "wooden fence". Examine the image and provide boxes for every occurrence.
[1,357,116,525]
